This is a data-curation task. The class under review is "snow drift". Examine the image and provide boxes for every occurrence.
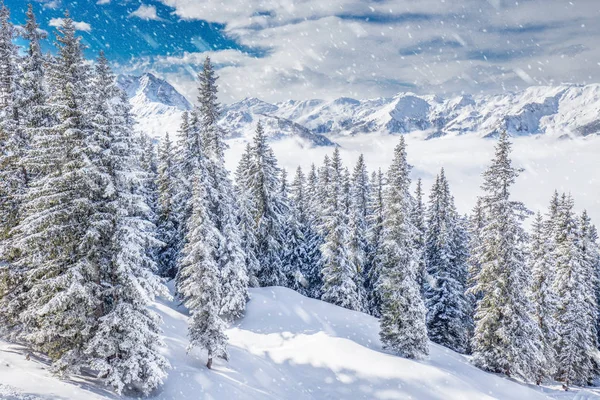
[0,285,581,399]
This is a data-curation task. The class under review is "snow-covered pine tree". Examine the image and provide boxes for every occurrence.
[467,197,486,302]
[177,172,228,370]
[0,2,25,255]
[320,148,361,311]
[469,131,541,381]
[234,143,260,287]
[366,168,385,317]
[156,133,180,277]
[84,55,169,394]
[243,121,287,287]
[378,137,428,359]
[529,211,557,383]
[281,167,308,293]
[424,169,471,354]
[304,163,323,298]
[196,57,247,320]
[579,210,600,356]
[9,12,104,373]
[552,196,598,388]
[137,133,159,219]
[18,3,49,182]
[348,154,370,312]
[411,178,427,296]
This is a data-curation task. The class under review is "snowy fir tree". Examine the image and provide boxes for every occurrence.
[0,2,24,256]
[348,154,370,312]
[469,131,542,381]
[156,133,180,277]
[83,54,169,394]
[424,169,471,354]
[196,57,247,320]
[177,173,228,370]
[303,163,324,298]
[411,178,427,296]
[366,168,385,317]
[320,148,361,311]
[378,138,429,359]
[8,13,105,373]
[234,143,260,287]
[466,197,486,303]
[552,195,598,388]
[528,211,558,383]
[282,166,319,295]
[241,121,287,287]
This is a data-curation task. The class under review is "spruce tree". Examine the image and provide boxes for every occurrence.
[424,169,471,354]
[469,131,541,381]
[529,211,557,383]
[378,138,428,359]
[156,133,180,277]
[320,148,361,310]
[349,154,370,312]
[197,57,247,319]
[84,55,169,394]
[243,122,287,287]
[0,2,24,254]
[177,173,228,370]
[234,143,260,287]
[9,13,104,373]
[411,178,427,296]
[552,195,598,388]
[366,168,385,317]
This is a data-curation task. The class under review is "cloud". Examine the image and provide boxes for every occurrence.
[34,0,61,9]
[49,18,92,32]
[129,4,164,21]
[147,0,600,103]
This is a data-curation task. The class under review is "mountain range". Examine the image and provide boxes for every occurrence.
[118,73,600,145]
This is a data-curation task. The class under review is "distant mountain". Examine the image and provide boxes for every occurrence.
[117,73,335,147]
[119,74,600,143]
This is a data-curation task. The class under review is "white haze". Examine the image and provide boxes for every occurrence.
[225,133,600,225]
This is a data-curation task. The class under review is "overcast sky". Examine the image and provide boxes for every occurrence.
[16,0,600,103]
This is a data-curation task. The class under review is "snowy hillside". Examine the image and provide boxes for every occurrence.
[120,76,600,142]
[0,285,592,400]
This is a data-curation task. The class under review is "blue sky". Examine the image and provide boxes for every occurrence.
[5,0,600,103]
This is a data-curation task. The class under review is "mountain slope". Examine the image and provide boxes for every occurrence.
[1,284,591,399]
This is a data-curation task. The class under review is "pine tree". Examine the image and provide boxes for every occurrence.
[366,168,385,317]
[197,57,247,320]
[529,211,557,383]
[552,195,598,388]
[348,154,370,312]
[84,56,169,394]
[303,163,323,298]
[424,169,471,354]
[156,133,180,277]
[378,137,428,359]
[9,13,104,373]
[469,131,541,381]
[411,178,427,296]
[234,143,260,287]
[320,148,361,310]
[243,122,287,287]
[177,173,228,370]
[0,2,25,254]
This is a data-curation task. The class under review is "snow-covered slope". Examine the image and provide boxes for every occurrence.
[1,284,593,399]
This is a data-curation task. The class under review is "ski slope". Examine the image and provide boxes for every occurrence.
[1,285,598,399]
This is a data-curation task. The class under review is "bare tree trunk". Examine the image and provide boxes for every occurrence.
[207,349,213,369]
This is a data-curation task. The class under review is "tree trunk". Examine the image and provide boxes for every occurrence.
[206,357,213,369]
